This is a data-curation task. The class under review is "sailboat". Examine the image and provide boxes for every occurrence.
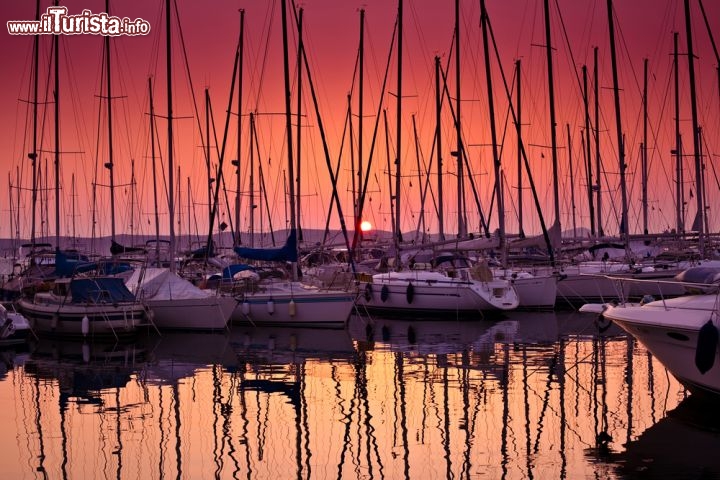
[229,0,355,328]
[17,260,145,340]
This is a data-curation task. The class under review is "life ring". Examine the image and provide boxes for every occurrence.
[364,283,373,302]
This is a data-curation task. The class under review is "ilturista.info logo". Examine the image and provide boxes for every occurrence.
[7,6,151,36]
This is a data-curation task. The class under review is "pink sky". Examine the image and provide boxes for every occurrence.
[1,0,719,246]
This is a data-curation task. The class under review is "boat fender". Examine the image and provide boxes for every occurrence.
[267,300,275,315]
[695,320,718,374]
[594,307,612,334]
[51,313,59,329]
[81,315,90,337]
[242,301,250,315]
[381,325,390,341]
[364,283,373,302]
[82,342,90,363]
[289,299,296,317]
[365,323,374,342]
[406,282,415,304]
[407,325,416,344]
[380,284,390,302]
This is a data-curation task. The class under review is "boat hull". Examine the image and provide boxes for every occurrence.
[232,283,355,328]
[356,271,519,318]
[146,296,237,331]
[603,295,720,398]
[18,297,144,340]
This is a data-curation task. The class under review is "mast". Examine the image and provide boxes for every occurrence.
[148,78,160,261]
[673,32,684,234]
[166,0,176,271]
[30,0,40,248]
[394,0,403,244]
[234,9,245,247]
[642,58,649,235]
[684,0,704,251]
[205,88,212,234]
[583,65,595,236]
[594,46,603,237]
[567,124,577,238]
[480,0,505,264]
[543,0,560,229]
[105,0,116,242]
[454,0,466,238]
[280,0,297,277]
[606,0,629,239]
[54,0,60,249]
[516,59,523,238]
[296,7,304,243]
[250,112,256,247]
[435,56,445,241]
[357,9,365,242]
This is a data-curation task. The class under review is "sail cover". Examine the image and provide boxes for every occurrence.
[234,229,298,263]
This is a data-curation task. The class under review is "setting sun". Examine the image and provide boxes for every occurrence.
[360,220,372,232]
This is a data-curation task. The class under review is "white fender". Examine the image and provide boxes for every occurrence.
[81,315,90,337]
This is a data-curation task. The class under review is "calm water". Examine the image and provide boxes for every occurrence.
[0,310,718,479]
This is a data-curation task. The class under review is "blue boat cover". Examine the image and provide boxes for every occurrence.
[233,229,298,263]
[55,249,133,277]
[69,277,136,304]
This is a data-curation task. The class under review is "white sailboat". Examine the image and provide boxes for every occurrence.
[356,254,519,317]
[126,267,236,331]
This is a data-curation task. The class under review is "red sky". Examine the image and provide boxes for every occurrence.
[1,0,719,247]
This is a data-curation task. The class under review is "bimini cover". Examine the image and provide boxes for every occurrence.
[234,229,298,263]
[126,268,213,300]
[69,277,136,303]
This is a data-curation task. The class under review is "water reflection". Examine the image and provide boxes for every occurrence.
[0,311,703,479]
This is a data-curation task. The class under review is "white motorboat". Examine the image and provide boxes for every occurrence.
[599,292,720,399]
[0,303,32,346]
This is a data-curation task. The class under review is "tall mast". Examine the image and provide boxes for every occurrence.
[583,65,595,236]
[105,0,116,242]
[148,78,160,261]
[250,112,256,247]
[166,0,176,270]
[205,88,212,232]
[594,46,603,237]
[280,0,297,279]
[684,0,704,251]
[30,0,40,247]
[673,32,684,234]
[480,0,505,263]
[357,9,365,239]
[543,0,560,229]
[234,10,245,247]
[54,0,60,249]
[642,58,649,235]
[516,59,523,238]
[606,0,629,239]
[454,0,466,238]
[296,7,304,243]
[394,0,403,244]
[435,56,445,241]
